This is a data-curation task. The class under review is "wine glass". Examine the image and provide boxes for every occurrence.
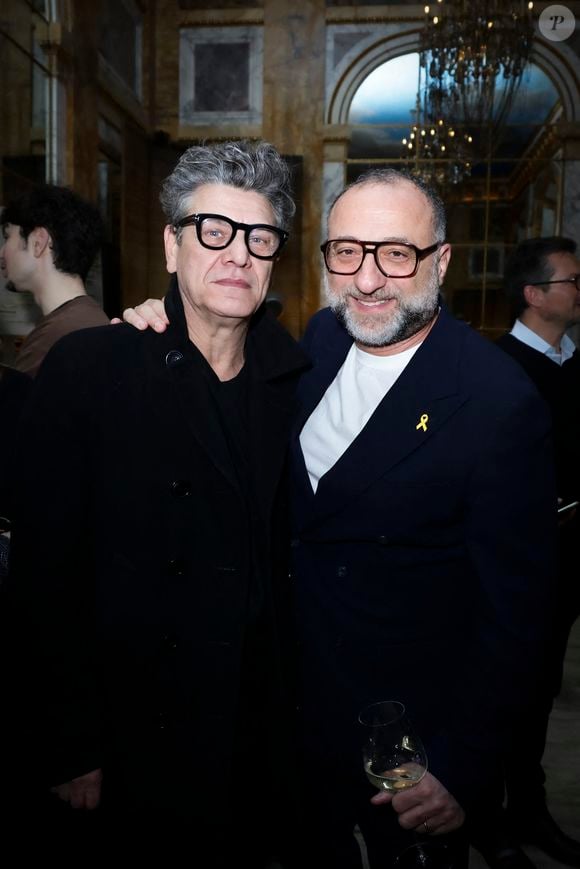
[359,700,427,792]
[359,701,454,869]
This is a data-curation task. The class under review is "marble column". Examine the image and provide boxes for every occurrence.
[561,161,580,241]
[320,135,349,308]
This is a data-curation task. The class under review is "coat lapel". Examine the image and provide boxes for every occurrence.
[246,310,310,516]
[145,283,241,494]
[145,281,310,509]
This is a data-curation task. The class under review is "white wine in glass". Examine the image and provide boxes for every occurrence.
[359,700,428,792]
[364,759,426,792]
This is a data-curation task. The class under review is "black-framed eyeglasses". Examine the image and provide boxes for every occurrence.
[528,275,580,292]
[320,239,441,278]
[173,212,288,260]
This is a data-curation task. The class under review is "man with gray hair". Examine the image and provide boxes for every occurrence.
[5,140,308,866]
[125,167,556,869]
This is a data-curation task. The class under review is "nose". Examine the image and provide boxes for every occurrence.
[222,230,251,267]
[353,248,387,295]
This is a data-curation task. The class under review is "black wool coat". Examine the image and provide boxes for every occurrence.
[0,365,31,521]
[5,281,309,825]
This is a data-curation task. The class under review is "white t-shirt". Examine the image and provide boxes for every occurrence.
[300,341,422,492]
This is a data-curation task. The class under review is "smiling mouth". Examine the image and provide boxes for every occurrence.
[350,296,395,307]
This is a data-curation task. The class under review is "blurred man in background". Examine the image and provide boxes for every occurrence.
[0,184,107,377]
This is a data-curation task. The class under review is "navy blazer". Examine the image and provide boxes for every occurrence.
[291,306,557,811]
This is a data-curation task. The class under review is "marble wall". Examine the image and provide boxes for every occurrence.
[562,161,580,241]
[179,26,263,126]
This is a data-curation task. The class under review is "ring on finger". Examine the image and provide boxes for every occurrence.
[422,817,431,835]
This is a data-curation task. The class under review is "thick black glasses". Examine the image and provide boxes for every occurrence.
[528,275,580,292]
[320,239,441,278]
[174,212,288,260]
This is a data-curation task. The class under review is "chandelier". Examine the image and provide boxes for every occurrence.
[401,85,474,188]
[402,1,535,187]
[421,0,535,136]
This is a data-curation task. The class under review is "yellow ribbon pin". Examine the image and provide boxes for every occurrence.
[416,413,429,432]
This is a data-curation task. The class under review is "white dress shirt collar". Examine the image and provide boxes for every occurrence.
[511,319,576,366]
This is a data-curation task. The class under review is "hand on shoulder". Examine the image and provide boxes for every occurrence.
[112,298,168,332]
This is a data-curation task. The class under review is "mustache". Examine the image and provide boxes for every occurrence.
[323,273,403,306]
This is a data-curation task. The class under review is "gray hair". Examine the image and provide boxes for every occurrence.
[329,168,447,243]
[160,140,295,239]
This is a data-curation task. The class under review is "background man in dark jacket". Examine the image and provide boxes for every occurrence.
[472,237,580,869]
[4,141,308,867]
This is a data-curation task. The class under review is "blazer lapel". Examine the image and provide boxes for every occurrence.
[294,320,352,433]
[290,319,352,517]
[298,309,470,527]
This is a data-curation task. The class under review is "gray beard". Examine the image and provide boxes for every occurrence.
[323,269,440,347]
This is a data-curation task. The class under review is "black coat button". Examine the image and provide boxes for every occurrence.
[167,558,185,577]
[337,565,348,577]
[165,350,184,367]
[161,633,179,651]
[171,480,192,498]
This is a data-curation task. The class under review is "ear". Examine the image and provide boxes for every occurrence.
[163,224,178,274]
[523,283,545,310]
[29,226,51,259]
[437,242,451,284]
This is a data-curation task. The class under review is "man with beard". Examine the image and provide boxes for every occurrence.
[122,169,556,869]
